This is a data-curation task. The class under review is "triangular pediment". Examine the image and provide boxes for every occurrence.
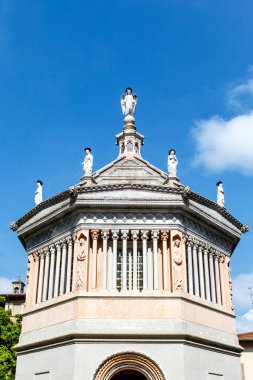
[93,155,167,186]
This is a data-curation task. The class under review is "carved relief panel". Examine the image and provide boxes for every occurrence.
[72,230,90,292]
[170,231,187,292]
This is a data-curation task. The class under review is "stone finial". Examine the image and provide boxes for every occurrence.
[35,180,43,206]
[241,224,249,233]
[10,221,18,231]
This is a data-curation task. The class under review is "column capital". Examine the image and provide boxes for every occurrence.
[49,245,56,254]
[56,241,62,250]
[61,239,67,248]
[111,230,119,240]
[151,230,159,240]
[101,230,109,239]
[43,247,50,257]
[141,230,149,240]
[38,249,45,258]
[72,232,78,242]
[186,236,193,247]
[32,251,40,261]
[131,230,139,240]
[91,229,100,240]
[121,230,129,240]
[219,254,226,263]
[66,236,73,245]
[161,230,169,241]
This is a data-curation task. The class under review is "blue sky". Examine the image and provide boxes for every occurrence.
[0,0,253,330]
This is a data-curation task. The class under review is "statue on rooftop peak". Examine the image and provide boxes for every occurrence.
[217,181,225,207]
[121,87,137,117]
[82,147,93,176]
[168,149,178,177]
[35,180,43,206]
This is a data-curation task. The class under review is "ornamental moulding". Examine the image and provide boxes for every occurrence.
[93,352,165,380]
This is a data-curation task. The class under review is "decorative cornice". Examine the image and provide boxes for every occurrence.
[12,183,245,233]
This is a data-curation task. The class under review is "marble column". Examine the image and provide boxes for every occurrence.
[54,242,61,297]
[187,240,193,295]
[102,230,109,290]
[66,237,73,293]
[161,230,169,290]
[32,252,39,305]
[71,233,78,291]
[42,248,50,302]
[151,231,159,290]
[48,245,56,300]
[91,230,99,289]
[60,240,67,295]
[214,253,222,305]
[218,254,225,306]
[141,230,148,290]
[198,245,205,298]
[203,246,211,301]
[112,230,119,290]
[37,250,45,304]
[192,243,199,296]
[209,249,216,303]
[121,230,128,291]
[132,230,139,291]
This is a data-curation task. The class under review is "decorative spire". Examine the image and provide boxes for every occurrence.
[117,88,143,157]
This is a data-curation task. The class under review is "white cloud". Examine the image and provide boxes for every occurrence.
[0,276,13,293]
[236,309,253,333]
[193,112,253,175]
[227,78,253,109]
[233,272,253,311]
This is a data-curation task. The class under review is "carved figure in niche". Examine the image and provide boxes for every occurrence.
[82,147,93,176]
[173,235,184,291]
[216,181,225,207]
[77,236,87,261]
[120,87,138,116]
[35,180,43,205]
[168,149,178,177]
[126,140,133,152]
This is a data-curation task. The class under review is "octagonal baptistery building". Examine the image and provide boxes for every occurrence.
[12,92,247,380]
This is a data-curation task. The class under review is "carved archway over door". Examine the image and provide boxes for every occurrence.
[93,352,165,380]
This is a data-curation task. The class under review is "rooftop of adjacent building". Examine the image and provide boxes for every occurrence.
[238,331,253,342]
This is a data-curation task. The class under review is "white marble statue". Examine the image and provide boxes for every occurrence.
[120,87,137,116]
[168,149,178,177]
[35,180,43,205]
[217,181,225,207]
[82,148,93,176]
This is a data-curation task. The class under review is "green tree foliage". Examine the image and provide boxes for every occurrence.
[0,296,22,380]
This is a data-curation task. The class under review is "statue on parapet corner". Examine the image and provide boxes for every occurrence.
[168,149,178,177]
[82,147,93,177]
[35,180,43,206]
[121,87,138,117]
[216,181,225,208]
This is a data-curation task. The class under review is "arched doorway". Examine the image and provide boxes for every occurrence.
[111,370,147,380]
[93,352,165,380]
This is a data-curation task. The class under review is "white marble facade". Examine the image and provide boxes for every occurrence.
[13,97,246,379]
